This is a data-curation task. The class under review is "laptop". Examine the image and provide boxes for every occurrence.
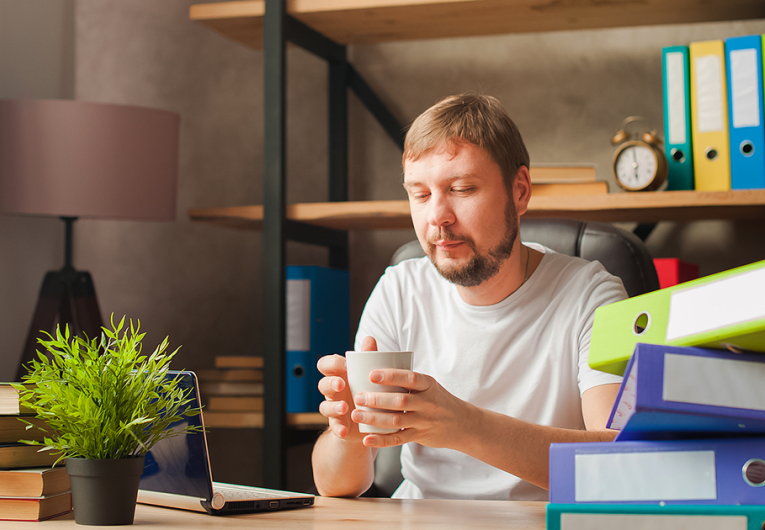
[137,371,314,515]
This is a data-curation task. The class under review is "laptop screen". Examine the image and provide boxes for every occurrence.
[139,371,213,501]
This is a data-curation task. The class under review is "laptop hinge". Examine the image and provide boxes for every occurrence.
[137,489,207,513]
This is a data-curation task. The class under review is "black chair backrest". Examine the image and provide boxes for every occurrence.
[391,218,660,297]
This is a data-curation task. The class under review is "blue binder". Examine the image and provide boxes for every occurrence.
[608,343,765,441]
[726,35,765,189]
[549,437,765,505]
[547,504,765,530]
[285,266,350,413]
[662,46,695,190]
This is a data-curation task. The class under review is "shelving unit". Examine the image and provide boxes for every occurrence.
[189,0,765,489]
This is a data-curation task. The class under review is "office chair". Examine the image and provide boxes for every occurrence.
[370,218,661,497]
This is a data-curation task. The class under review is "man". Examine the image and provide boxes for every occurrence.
[311,94,625,500]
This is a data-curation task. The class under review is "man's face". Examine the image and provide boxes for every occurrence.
[403,142,519,287]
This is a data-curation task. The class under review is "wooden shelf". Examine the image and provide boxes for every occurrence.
[189,190,765,230]
[190,0,765,49]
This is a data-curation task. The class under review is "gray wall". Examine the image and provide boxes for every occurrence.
[2,1,764,489]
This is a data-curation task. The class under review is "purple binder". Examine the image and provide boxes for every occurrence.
[549,437,765,505]
[607,343,765,441]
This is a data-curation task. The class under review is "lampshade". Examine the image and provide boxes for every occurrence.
[0,99,179,221]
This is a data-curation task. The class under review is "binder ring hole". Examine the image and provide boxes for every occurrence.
[670,148,685,163]
[741,141,755,157]
[743,459,765,487]
[632,312,651,336]
[293,365,305,378]
[705,147,719,161]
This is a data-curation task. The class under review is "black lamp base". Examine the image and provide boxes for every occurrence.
[16,267,103,381]
[16,217,104,381]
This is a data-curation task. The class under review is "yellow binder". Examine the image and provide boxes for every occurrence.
[690,40,731,190]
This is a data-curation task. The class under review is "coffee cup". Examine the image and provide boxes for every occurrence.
[345,350,413,434]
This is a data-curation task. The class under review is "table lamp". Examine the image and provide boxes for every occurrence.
[0,99,180,380]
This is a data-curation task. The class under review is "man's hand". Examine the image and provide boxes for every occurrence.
[350,367,475,450]
[317,336,378,441]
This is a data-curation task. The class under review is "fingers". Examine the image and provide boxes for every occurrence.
[368,368,430,392]
[361,431,411,448]
[351,407,408,431]
[361,336,378,352]
[317,353,347,376]
[354,389,412,412]
[317,374,346,399]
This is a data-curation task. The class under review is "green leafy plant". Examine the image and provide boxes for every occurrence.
[13,315,201,464]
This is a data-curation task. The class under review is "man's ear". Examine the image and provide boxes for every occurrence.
[513,166,532,216]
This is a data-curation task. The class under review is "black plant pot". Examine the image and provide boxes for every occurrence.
[65,456,145,525]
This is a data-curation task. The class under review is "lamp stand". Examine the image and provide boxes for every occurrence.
[16,217,104,380]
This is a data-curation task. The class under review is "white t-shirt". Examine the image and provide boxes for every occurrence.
[354,243,626,500]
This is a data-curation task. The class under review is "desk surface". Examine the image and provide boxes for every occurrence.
[17,497,547,529]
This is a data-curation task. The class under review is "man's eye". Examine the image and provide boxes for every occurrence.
[453,187,474,194]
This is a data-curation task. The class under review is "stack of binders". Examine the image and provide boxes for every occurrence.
[548,259,765,528]
[662,34,765,191]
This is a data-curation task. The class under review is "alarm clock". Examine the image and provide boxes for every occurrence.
[611,116,668,192]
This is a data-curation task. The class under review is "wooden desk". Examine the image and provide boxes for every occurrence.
[15,497,547,529]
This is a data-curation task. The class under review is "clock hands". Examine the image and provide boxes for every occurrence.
[632,149,639,183]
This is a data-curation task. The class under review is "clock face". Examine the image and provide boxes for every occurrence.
[614,143,659,191]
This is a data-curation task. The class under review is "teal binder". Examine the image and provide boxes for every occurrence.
[662,45,695,190]
[547,504,765,530]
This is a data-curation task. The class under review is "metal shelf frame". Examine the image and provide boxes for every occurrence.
[261,0,404,489]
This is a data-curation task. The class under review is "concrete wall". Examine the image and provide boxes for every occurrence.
[2,0,764,490]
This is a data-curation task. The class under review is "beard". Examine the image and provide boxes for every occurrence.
[426,195,519,287]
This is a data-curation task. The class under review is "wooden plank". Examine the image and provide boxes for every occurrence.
[214,355,264,368]
[287,413,328,429]
[203,411,264,428]
[202,411,326,429]
[207,396,264,411]
[189,190,765,230]
[197,369,263,382]
[190,0,765,49]
[525,189,765,223]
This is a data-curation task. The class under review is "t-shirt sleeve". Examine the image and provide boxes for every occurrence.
[577,267,627,395]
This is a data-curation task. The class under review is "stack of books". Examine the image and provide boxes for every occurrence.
[0,383,71,521]
[198,356,264,428]
[547,259,765,528]
[528,164,608,196]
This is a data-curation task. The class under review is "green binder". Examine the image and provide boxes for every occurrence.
[590,259,765,375]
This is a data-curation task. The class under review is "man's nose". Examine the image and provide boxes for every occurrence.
[426,193,455,228]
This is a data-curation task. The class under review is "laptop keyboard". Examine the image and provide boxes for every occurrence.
[213,485,285,500]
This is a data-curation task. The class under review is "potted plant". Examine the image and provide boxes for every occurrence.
[13,315,201,526]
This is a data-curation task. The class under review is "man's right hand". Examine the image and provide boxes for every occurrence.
[317,336,378,441]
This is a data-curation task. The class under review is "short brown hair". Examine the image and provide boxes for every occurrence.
[403,94,530,186]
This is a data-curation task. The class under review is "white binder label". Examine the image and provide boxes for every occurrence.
[666,267,765,341]
[663,353,765,411]
[286,279,311,351]
[575,450,717,501]
[560,513,746,530]
[730,48,761,129]
[695,54,725,133]
[666,52,687,144]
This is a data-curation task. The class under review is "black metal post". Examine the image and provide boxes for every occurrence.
[262,0,288,490]
[328,47,350,270]
[62,216,77,271]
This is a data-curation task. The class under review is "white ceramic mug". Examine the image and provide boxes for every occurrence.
[345,350,413,434]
